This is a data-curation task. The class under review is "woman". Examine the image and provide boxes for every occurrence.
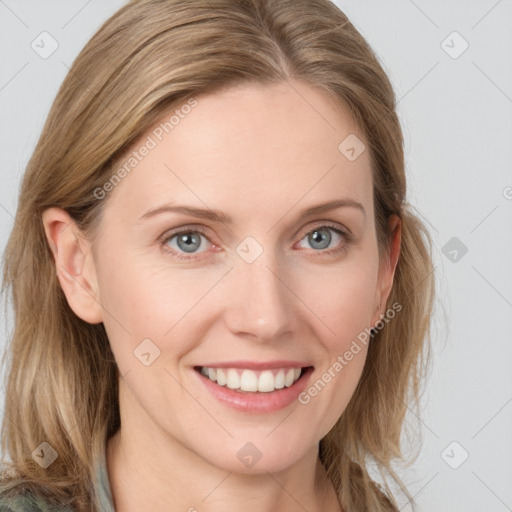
[0,0,435,511]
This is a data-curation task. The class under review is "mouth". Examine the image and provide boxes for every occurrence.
[193,365,314,393]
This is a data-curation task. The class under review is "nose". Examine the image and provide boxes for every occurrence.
[223,251,295,343]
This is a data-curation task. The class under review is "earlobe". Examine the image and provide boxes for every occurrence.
[41,207,104,325]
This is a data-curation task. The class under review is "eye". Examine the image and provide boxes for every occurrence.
[160,226,213,261]
[159,222,352,261]
[296,223,351,256]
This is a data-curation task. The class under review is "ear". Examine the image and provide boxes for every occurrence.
[371,214,401,326]
[42,207,103,324]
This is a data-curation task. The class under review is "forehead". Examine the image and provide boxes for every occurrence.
[104,79,373,223]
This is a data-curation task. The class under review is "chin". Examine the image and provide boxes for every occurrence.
[192,435,313,475]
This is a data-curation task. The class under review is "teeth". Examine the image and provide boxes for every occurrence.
[257,370,274,392]
[226,369,240,390]
[216,368,227,386]
[240,369,258,391]
[274,369,285,389]
[199,366,304,392]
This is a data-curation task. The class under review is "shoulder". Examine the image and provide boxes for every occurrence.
[0,489,73,512]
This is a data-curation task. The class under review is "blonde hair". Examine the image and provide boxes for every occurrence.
[0,0,435,510]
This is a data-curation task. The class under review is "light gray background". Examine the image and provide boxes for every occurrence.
[1,1,511,511]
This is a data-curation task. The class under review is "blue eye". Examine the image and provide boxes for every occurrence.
[161,226,212,261]
[160,223,351,261]
[298,225,347,252]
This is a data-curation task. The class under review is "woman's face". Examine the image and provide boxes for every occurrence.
[65,79,399,473]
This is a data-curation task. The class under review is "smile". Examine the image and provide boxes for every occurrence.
[193,365,314,413]
[198,366,303,393]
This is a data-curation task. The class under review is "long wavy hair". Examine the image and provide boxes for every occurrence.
[0,0,436,510]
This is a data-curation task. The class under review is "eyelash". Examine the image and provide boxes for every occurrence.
[159,223,353,261]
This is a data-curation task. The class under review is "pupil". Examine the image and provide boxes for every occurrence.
[310,229,330,249]
[179,233,200,253]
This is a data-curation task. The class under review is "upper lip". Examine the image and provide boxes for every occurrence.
[196,360,313,370]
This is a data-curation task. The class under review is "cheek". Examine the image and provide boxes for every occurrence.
[295,255,379,349]
[296,264,376,432]
[94,252,214,369]
[96,230,378,369]
[289,256,376,428]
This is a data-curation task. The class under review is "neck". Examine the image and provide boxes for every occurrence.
[106,413,341,512]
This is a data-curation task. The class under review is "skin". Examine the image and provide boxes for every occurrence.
[42,78,401,512]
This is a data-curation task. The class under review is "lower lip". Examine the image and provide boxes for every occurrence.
[194,367,314,414]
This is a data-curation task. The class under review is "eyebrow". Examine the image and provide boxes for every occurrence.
[138,198,365,224]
